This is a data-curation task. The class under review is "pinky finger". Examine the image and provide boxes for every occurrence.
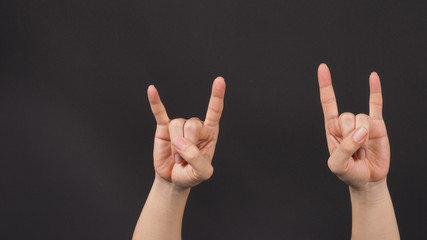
[369,72,383,120]
[204,77,226,127]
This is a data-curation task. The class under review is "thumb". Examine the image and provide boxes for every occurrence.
[172,137,214,181]
[328,127,368,175]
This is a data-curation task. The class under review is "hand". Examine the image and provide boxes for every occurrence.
[317,64,390,190]
[147,77,226,189]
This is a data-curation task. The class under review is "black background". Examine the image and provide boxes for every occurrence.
[1,0,426,239]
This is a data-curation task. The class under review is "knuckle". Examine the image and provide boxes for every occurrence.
[327,158,345,175]
[370,100,383,107]
[169,118,185,129]
[184,149,198,162]
[339,112,355,121]
[355,114,371,129]
[356,113,369,120]
[200,165,214,181]
[321,96,336,105]
[208,105,222,114]
[327,158,337,172]
[340,141,356,154]
[187,155,198,163]
[184,120,201,132]
[189,117,202,122]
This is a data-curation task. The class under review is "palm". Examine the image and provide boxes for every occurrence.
[318,64,390,187]
[147,78,225,188]
[153,124,218,186]
[327,118,390,183]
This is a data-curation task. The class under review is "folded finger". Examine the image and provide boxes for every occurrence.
[338,112,355,138]
[355,114,370,160]
[328,127,368,176]
[183,117,203,145]
[169,118,186,163]
[172,137,214,181]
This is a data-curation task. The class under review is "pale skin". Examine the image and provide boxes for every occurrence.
[132,77,226,240]
[133,65,399,240]
[317,63,400,240]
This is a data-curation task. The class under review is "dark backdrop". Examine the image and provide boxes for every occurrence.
[1,0,426,239]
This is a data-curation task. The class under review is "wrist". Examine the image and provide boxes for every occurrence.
[153,174,191,196]
[349,178,390,206]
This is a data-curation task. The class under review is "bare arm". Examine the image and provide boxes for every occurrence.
[350,180,399,240]
[317,64,399,240]
[133,176,190,240]
[132,77,226,240]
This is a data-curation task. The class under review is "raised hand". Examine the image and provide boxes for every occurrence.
[147,77,226,189]
[317,64,390,190]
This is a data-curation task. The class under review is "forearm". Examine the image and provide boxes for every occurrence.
[132,175,191,240]
[350,179,399,240]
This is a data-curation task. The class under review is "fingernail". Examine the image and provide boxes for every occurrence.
[358,148,366,160]
[174,153,183,163]
[353,128,368,142]
[172,137,186,151]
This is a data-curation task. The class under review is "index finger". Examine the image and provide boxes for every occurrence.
[204,77,226,127]
[318,63,339,122]
[147,85,170,125]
